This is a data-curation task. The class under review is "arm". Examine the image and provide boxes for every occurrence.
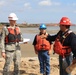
[1,28,6,58]
[33,46,38,54]
[32,35,38,54]
[18,27,27,44]
[18,27,23,41]
[70,33,76,64]
[47,33,58,43]
[49,30,62,42]
[70,34,76,58]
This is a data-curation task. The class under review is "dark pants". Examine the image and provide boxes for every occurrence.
[38,50,50,75]
[59,53,73,75]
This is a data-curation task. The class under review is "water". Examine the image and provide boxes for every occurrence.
[22,33,35,42]
[21,26,76,42]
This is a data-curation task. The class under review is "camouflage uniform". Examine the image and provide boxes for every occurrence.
[1,26,22,75]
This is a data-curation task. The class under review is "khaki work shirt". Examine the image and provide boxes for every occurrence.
[1,26,23,52]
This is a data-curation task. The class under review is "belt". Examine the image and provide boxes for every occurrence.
[6,50,15,52]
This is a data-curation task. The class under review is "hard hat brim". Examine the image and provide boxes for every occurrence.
[39,28,47,30]
[8,17,18,20]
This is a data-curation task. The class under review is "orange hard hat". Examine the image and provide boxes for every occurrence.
[59,17,71,26]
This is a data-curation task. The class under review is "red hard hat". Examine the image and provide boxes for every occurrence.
[59,17,71,26]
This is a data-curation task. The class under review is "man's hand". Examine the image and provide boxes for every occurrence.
[35,50,38,54]
[1,52,6,59]
[72,58,76,64]
[48,50,51,55]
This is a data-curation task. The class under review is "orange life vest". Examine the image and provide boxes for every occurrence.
[35,34,51,51]
[53,31,72,57]
[5,26,21,44]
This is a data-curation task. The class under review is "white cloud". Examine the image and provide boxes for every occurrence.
[0,1,6,6]
[39,0,52,6]
[24,3,32,9]
[38,0,60,6]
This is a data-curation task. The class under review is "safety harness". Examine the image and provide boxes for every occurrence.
[53,30,72,58]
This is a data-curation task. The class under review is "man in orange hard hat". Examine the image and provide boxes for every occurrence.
[52,17,76,75]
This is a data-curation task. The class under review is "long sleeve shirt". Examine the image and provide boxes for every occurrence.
[1,26,23,52]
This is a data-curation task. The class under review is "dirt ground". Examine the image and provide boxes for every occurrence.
[0,57,76,75]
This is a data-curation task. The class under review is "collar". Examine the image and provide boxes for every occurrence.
[39,32,46,35]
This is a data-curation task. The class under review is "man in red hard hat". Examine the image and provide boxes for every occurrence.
[53,17,76,75]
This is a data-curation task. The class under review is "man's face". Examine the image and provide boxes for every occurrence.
[9,20,16,26]
[40,29,46,34]
[59,25,66,32]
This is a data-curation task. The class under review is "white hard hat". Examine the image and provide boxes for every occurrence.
[8,13,18,20]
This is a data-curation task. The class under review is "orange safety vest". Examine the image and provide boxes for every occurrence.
[35,34,51,51]
[5,26,21,43]
[53,31,72,57]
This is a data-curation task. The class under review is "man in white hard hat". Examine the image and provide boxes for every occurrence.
[1,13,22,75]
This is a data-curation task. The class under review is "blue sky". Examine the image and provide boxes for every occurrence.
[0,0,76,24]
